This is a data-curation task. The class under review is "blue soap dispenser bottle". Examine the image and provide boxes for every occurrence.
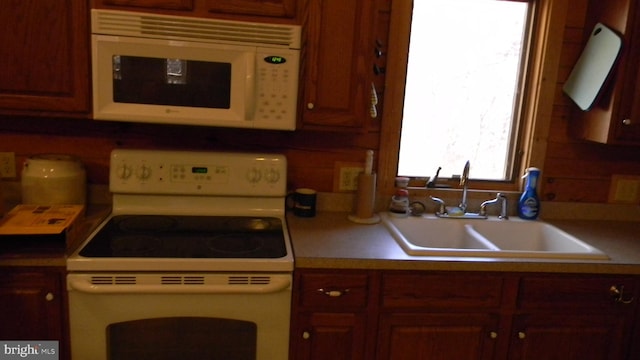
[518,167,540,220]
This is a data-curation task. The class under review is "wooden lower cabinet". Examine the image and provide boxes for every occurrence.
[290,270,639,360]
[0,267,69,360]
[377,313,499,360]
[508,275,638,360]
[289,269,372,360]
[292,312,367,360]
[508,313,628,360]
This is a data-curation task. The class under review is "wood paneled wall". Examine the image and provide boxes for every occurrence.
[0,116,378,193]
[542,0,640,203]
[2,0,640,203]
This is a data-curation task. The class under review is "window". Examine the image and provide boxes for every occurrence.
[397,0,531,181]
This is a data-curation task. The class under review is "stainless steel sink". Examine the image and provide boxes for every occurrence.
[381,213,608,260]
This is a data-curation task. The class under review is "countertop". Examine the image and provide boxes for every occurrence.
[287,211,640,275]
[0,205,110,267]
[3,204,640,276]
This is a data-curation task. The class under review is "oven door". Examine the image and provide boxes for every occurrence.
[67,273,291,360]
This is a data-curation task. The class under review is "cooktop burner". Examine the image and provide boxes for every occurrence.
[79,215,287,259]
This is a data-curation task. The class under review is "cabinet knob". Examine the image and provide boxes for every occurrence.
[489,331,498,339]
[622,119,632,125]
[518,332,526,339]
[302,331,311,340]
[610,285,635,304]
[307,103,315,110]
[45,292,54,301]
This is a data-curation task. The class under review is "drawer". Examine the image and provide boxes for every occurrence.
[518,275,637,310]
[382,273,504,309]
[298,272,369,309]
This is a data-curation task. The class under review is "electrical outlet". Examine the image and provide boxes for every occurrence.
[609,175,640,203]
[0,152,16,178]
[339,166,364,191]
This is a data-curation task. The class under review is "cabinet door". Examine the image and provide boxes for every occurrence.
[293,312,367,360]
[99,0,194,10]
[205,0,296,18]
[0,270,64,341]
[608,0,640,143]
[0,0,90,116]
[377,313,499,360]
[301,0,376,130]
[509,313,628,360]
[615,21,640,143]
[514,275,637,360]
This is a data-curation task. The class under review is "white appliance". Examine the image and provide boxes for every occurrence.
[67,149,293,360]
[91,10,301,130]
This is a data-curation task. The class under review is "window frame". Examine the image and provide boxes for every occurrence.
[398,0,533,183]
[377,0,569,196]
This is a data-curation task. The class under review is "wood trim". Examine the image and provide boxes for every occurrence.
[520,0,569,175]
[377,0,411,196]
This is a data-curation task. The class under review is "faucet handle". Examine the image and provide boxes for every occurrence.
[497,193,509,219]
[479,193,509,219]
[429,196,447,215]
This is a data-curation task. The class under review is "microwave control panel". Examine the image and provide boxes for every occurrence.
[255,48,300,127]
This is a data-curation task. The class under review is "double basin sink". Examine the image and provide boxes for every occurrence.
[381,213,608,260]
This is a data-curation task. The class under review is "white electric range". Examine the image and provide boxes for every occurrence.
[67,149,293,360]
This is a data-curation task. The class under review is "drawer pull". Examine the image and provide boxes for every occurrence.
[489,331,498,339]
[518,332,526,339]
[302,331,311,340]
[317,288,350,297]
[610,285,635,304]
[45,292,54,302]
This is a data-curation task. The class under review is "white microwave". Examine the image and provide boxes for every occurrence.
[91,10,301,130]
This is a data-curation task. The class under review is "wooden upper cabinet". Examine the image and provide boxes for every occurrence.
[96,0,297,19]
[205,0,296,18]
[300,0,388,131]
[100,0,194,11]
[0,0,90,117]
[570,0,640,144]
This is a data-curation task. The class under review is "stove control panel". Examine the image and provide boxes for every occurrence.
[110,149,287,196]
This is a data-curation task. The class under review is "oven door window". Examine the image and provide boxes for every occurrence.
[113,56,231,109]
[108,317,256,360]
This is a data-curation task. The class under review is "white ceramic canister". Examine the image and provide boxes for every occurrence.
[21,154,86,205]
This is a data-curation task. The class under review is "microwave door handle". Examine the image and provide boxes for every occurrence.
[245,52,257,121]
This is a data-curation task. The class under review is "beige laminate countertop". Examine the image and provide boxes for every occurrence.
[0,205,110,267]
[287,211,640,275]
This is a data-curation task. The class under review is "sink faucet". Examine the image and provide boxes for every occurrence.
[459,160,470,212]
[428,160,505,220]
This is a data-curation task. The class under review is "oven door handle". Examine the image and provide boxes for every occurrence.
[67,277,291,294]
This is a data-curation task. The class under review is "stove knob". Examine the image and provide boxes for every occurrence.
[136,165,152,180]
[246,167,262,183]
[264,168,281,184]
[116,164,133,180]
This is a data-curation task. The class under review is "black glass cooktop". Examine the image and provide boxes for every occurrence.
[79,215,287,259]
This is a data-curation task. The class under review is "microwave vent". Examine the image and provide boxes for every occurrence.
[92,9,301,49]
